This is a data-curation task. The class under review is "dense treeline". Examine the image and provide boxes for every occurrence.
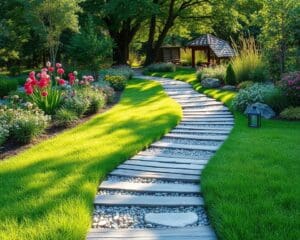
[0,0,299,77]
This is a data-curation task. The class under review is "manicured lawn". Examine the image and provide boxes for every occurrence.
[0,79,182,240]
[148,69,300,240]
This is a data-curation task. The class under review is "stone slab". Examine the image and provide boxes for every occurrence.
[110,169,200,182]
[123,160,205,170]
[180,121,233,125]
[151,142,219,151]
[165,133,227,141]
[100,181,200,193]
[94,195,203,206]
[144,212,198,227]
[175,125,232,131]
[132,155,208,165]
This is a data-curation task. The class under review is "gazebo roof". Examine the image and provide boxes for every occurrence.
[187,34,235,58]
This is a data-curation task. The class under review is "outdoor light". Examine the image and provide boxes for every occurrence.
[247,106,261,128]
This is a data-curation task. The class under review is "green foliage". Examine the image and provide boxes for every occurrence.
[8,66,21,77]
[280,107,300,120]
[232,83,285,112]
[0,108,49,144]
[225,63,236,85]
[101,86,116,103]
[0,123,9,146]
[54,108,78,127]
[237,80,254,89]
[104,75,127,91]
[231,36,268,83]
[145,63,176,73]
[257,0,300,77]
[196,65,226,82]
[63,96,89,117]
[0,79,18,97]
[102,66,134,80]
[68,18,113,79]
[78,87,105,114]
[280,71,300,106]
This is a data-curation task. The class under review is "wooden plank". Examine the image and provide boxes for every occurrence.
[94,195,203,206]
[151,142,219,151]
[118,164,201,175]
[123,160,205,170]
[132,155,209,165]
[100,181,200,193]
[165,133,227,141]
[87,226,217,239]
[110,169,200,182]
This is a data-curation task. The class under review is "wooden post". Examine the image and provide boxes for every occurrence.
[207,47,211,66]
[192,48,195,68]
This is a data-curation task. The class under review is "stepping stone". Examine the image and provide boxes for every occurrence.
[183,113,232,117]
[117,164,201,175]
[180,121,233,125]
[94,195,203,206]
[144,212,198,227]
[110,169,200,182]
[87,226,217,239]
[123,160,205,170]
[181,102,223,108]
[165,133,227,141]
[132,155,209,165]
[100,181,200,193]
[176,125,232,131]
[171,129,230,135]
[183,107,228,112]
[182,118,233,122]
[151,142,219,151]
[137,151,212,161]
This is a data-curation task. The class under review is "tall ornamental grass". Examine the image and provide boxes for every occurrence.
[231,36,268,83]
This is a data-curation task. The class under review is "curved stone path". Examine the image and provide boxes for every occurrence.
[87,76,234,239]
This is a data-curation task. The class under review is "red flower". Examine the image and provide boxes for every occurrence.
[68,73,76,85]
[48,67,55,72]
[58,79,66,85]
[41,91,48,97]
[25,85,33,95]
[57,68,65,75]
[38,79,49,88]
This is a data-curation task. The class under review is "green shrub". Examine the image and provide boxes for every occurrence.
[280,107,300,120]
[196,65,226,82]
[280,71,300,106]
[0,108,49,144]
[101,86,116,103]
[80,88,105,114]
[0,79,18,97]
[237,81,254,89]
[231,36,268,83]
[102,66,134,80]
[232,83,285,113]
[63,96,89,117]
[145,63,176,73]
[54,108,78,127]
[104,75,127,91]
[225,63,236,85]
[8,66,21,77]
[0,123,9,146]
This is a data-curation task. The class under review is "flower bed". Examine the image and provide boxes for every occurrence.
[0,62,117,153]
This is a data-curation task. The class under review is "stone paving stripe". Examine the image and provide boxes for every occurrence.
[151,142,219,151]
[123,160,205,170]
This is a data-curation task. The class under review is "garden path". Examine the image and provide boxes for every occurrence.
[87,75,234,239]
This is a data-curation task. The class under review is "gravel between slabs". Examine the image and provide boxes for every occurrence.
[92,206,209,229]
[160,137,221,146]
[106,176,199,184]
[98,190,200,197]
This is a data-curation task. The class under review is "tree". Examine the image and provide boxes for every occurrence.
[67,18,113,79]
[225,63,236,85]
[257,0,300,76]
[144,0,211,65]
[81,0,156,65]
[24,0,82,65]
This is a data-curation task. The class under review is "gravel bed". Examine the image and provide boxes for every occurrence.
[140,147,213,159]
[160,137,221,146]
[98,190,200,197]
[106,175,199,184]
[92,206,209,229]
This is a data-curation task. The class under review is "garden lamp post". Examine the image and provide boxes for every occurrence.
[247,106,261,128]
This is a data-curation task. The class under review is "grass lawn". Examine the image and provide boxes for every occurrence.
[0,79,182,240]
[148,69,300,240]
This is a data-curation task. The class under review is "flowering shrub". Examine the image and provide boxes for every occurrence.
[280,71,300,106]
[232,83,287,112]
[54,108,78,127]
[280,107,300,120]
[100,86,115,103]
[24,62,95,115]
[197,65,226,82]
[0,107,49,144]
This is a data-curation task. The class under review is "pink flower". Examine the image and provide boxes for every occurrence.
[68,73,76,85]
[42,68,48,72]
[41,91,48,97]
[57,68,65,75]
[29,71,35,79]
[48,67,55,72]
[56,63,62,68]
[58,79,66,85]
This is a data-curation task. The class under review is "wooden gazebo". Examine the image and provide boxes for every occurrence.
[158,45,181,64]
[187,34,235,67]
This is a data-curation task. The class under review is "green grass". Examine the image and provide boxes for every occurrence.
[0,79,182,240]
[148,69,300,240]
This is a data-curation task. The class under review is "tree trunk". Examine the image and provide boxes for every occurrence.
[113,38,130,65]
